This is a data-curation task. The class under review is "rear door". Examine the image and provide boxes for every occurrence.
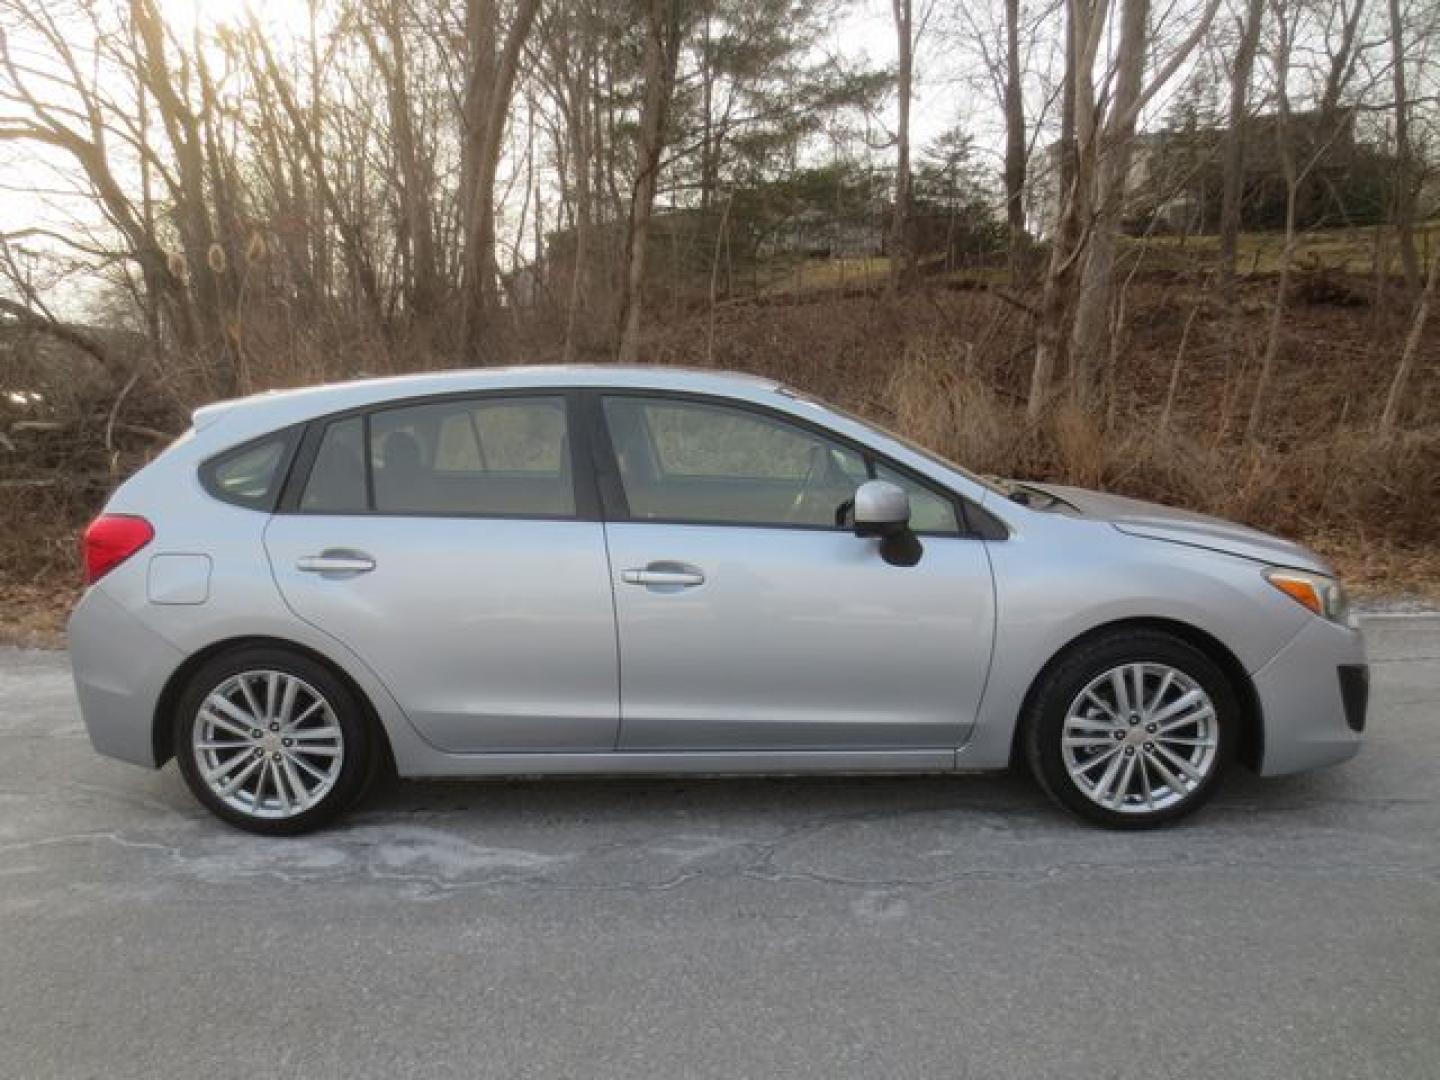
[595,393,995,752]
[264,392,620,753]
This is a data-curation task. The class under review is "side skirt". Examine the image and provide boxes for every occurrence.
[397,748,963,780]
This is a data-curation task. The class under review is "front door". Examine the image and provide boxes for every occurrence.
[596,393,995,751]
[264,393,619,753]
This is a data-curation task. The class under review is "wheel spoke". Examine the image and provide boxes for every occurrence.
[281,756,311,804]
[1150,689,1205,726]
[1158,705,1215,735]
[278,677,301,727]
[1156,735,1217,749]
[1109,669,1133,716]
[1089,749,1127,801]
[204,695,256,731]
[1146,751,1190,798]
[200,709,253,740]
[1081,691,1122,724]
[1075,744,1122,775]
[1138,753,1155,810]
[216,755,263,797]
[1155,744,1205,785]
[291,744,340,759]
[284,700,324,731]
[264,672,280,725]
[196,739,251,753]
[237,675,267,726]
[1063,734,1117,748]
[270,760,293,814]
[1144,670,1175,716]
[204,751,256,784]
[1110,753,1138,807]
[290,726,341,742]
[284,750,329,784]
[1068,716,1121,735]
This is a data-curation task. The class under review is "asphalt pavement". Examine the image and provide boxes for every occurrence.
[1,616,1437,1079]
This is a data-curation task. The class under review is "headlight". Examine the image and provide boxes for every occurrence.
[1264,568,1351,624]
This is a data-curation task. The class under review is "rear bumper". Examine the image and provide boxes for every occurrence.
[68,586,184,769]
[1251,618,1366,776]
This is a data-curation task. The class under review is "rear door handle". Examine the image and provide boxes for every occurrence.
[296,551,376,575]
[621,565,705,588]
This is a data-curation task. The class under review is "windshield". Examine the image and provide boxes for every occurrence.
[775,387,1009,497]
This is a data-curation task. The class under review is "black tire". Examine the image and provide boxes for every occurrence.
[1023,628,1236,829]
[173,646,374,836]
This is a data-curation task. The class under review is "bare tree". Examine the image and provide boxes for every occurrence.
[1067,0,1222,403]
[888,0,915,293]
[457,0,542,362]
[616,0,682,364]
[1218,0,1265,317]
[1378,246,1439,436]
[1002,0,1030,282]
[1386,0,1421,293]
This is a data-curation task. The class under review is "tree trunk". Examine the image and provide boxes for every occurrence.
[1003,0,1029,284]
[1386,0,1420,293]
[1068,0,1149,406]
[1378,247,1439,436]
[616,0,680,364]
[888,0,914,294]
[458,0,542,363]
[561,38,595,363]
[361,6,440,320]
[1219,0,1263,312]
[1028,0,1096,420]
[1247,28,1299,443]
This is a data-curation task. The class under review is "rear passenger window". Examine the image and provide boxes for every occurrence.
[367,397,574,516]
[300,418,367,513]
[203,433,293,510]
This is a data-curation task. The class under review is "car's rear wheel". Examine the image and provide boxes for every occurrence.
[174,647,372,835]
[1023,629,1235,828]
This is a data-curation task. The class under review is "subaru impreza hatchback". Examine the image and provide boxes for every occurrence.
[69,366,1366,834]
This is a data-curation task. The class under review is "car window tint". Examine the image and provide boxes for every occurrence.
[873,463,960,535]
[369,397,574,516]
[300,417,367,513]
[602,396,865,528]
[206,435,289,510]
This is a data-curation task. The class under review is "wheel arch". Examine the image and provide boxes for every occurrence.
[152,635,396,774]
[1008,616,1264,772]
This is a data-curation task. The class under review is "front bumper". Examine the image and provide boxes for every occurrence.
[68,586,185,769]
[1251,617,1367,776]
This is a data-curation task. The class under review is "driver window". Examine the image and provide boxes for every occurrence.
[602,396,865,527]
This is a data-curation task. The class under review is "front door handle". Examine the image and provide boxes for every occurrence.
[621,564,705,588]
[296,551,376,575]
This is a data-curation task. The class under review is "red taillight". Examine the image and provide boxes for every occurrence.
[83,514,154,584]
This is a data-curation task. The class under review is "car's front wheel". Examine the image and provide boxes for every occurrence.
[174,647,373,835]
[1024,629,1235,828]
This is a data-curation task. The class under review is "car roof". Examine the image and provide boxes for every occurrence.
[192,365,784,434]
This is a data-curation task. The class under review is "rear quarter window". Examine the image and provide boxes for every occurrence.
[201,430,298,511]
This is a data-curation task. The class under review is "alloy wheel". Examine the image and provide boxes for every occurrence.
[192,670,345,820]
[1061,662,1220,815]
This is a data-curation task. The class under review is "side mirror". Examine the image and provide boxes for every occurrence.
[851,480,911,538]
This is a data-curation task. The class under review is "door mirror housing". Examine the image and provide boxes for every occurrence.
[851,480,911,538]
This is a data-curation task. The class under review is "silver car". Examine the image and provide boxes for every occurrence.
[69,366,1366,834]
